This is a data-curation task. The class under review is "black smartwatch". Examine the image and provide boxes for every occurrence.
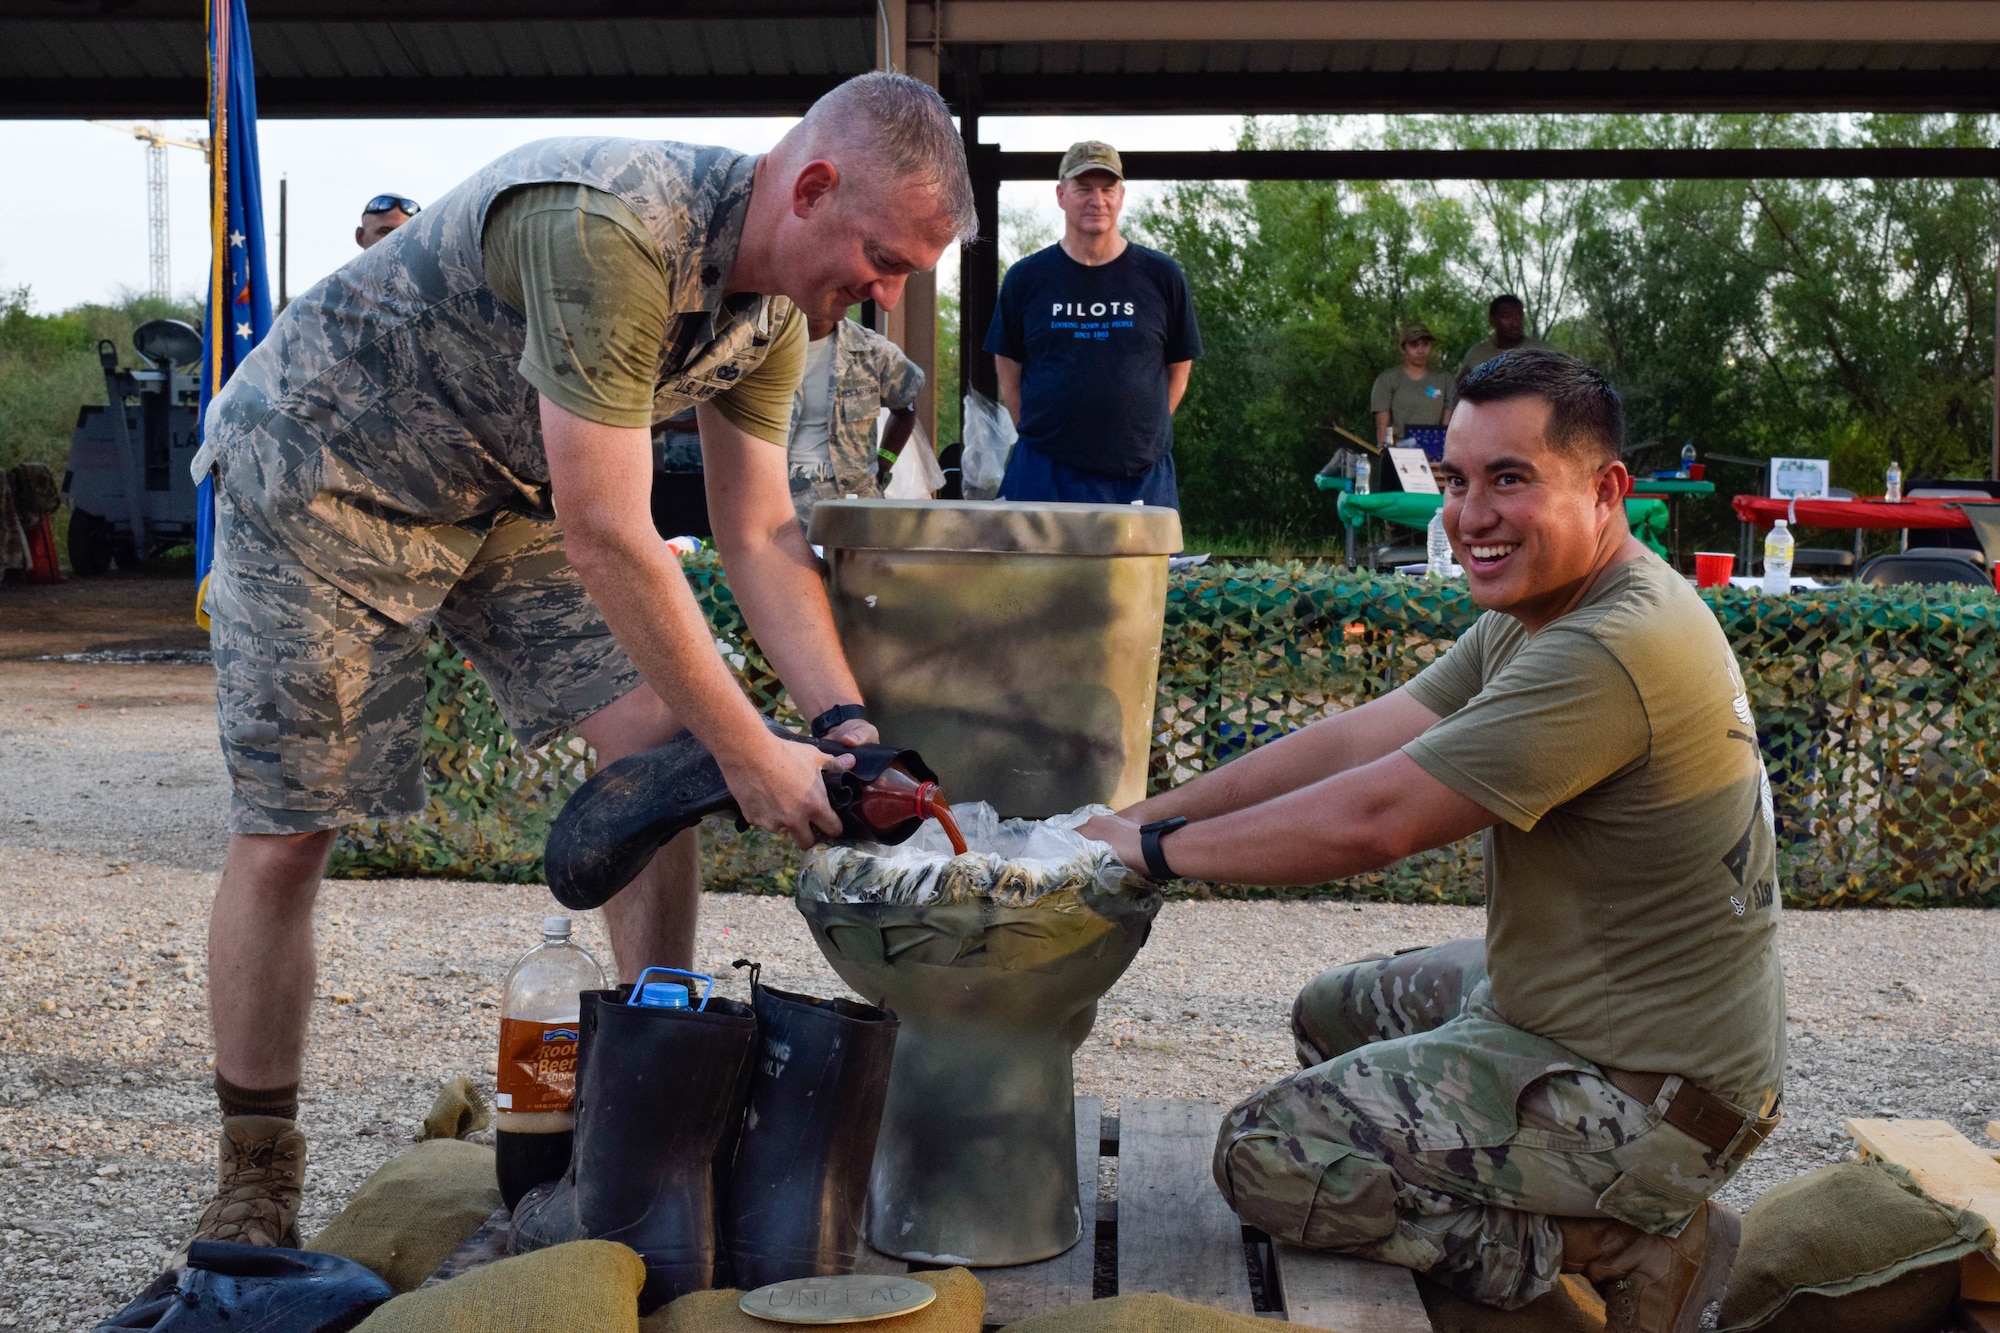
[809,703,869,739]
[1138,816,1189,881]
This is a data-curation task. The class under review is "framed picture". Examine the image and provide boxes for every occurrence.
[1769,457,1831,500]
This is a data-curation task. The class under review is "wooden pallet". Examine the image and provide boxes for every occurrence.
[434,1098,1434,1329]
[860,1097,1432,1330]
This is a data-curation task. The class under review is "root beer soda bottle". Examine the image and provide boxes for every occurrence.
[494,915,606,1210]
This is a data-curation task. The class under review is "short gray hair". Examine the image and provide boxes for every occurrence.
[803,72,979,243]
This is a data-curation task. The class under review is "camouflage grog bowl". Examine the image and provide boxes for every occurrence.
[797,888,1161,1266]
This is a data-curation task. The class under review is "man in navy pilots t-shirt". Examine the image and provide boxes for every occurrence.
[983,140,1203,508]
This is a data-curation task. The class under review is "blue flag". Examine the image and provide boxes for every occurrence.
[193,0,273,628]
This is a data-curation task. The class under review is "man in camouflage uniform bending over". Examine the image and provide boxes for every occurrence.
[1083,351,1783,1333]
[186,73,976,1250]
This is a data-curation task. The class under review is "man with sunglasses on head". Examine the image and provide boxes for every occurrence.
[355,192,419,250]
[186,73,975,1256]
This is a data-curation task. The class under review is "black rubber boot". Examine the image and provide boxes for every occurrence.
[723,965,900,1289]
[543,732,736,912]
[510,988,757,1313]
[544,727,942,911]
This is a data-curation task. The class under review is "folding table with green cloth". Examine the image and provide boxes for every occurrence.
[1336,492,1672,558]
[1625,477,1716,498]
[1625,476,1714,562]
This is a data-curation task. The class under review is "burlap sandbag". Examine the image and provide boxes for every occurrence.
[1717,1159,1995,1333]
[307,1139,504,1292]
[996,1293,1272,1332]
[353,1240,644,1333]
[643,1267,983,1333]
[418,1077,493,1142]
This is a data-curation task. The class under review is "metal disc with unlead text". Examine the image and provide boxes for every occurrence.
[738,1273,939,1324]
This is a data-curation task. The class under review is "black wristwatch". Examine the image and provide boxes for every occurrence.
[1138,816,1189,881]
[809,703,869,739]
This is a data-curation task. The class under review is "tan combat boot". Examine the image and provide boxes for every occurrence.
[1559,1200,1741,1333]
[188,1115,307,1250]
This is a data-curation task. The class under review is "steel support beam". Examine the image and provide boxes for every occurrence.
[943,69,2000,117]
[916,1,2000,45]
[959,131,1003,414]
[994,147,2000,181]
[0,74,850,119]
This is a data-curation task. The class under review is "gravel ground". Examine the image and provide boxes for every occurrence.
[0,654,1996,1329]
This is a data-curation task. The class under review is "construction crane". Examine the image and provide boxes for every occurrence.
[91,122,211,300]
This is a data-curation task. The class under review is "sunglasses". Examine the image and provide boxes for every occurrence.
[363,194,420,216]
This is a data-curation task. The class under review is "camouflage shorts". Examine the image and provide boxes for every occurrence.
[207,485,640,835]
[788,465,878,529]
[1213,939,1770,1310]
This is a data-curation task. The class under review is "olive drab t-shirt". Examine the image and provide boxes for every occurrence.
[1459,336,1555,376]
[197,139,799,626]
[1401,552,1785,1104]
[1369,366,1455,438]
[482,183,804,443]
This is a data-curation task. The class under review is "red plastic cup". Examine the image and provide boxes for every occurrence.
[1695,552,1735,588]
[1688,463,1706,481]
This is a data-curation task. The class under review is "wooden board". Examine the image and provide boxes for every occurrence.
[977,1096,1103,1325]
[1845,1118,2000,1274]
[1271,1243,1431,1333]
[1116,1099,1256,1315]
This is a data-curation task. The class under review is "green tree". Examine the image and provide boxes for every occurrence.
[0,288,203,475]
[1134,113,1999,551]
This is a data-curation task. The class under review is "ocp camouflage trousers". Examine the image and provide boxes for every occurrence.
[1212,939,1763,1310]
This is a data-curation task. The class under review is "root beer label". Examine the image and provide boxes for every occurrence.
[495,1018,581,1113]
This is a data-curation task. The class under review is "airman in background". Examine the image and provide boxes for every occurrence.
[355,192,419,249]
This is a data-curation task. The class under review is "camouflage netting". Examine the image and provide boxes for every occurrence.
[331,554,2000,908]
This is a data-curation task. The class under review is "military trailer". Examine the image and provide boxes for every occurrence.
[63,318,204,575]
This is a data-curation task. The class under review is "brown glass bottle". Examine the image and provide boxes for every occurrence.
[843,764,968,854]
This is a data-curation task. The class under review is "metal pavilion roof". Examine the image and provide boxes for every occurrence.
[8,0,2000,117]
[2,2,877,117]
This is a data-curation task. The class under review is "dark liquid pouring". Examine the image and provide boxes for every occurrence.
[854,767,970,855]
[927,795,969,856]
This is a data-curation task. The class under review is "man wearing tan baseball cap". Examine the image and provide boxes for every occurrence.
[982,139,1202,507]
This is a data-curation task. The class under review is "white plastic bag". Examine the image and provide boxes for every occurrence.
[882,418,945,499]
[799,802,1140,907]
[960,389,1017,501]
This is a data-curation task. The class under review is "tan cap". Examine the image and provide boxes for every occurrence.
[1399,320,1436,345]
[1058,140,1124,181]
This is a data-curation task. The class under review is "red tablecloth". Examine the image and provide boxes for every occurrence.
[1732,495,1970,530]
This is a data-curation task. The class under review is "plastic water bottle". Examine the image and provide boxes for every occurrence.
[1680,441,1697,477]
[1351,451,1371,496]
[1886,460,1903,502]
[1426,508,1453,578]
[494,916,607,1209]
[1762,520,1795,595]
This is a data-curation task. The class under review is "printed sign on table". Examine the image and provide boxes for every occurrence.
[1769,457,1831,500]
[1389,446,1440,495]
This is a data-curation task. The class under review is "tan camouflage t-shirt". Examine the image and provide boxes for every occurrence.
[483,183,803,442]
[1401,551,1785,1104]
